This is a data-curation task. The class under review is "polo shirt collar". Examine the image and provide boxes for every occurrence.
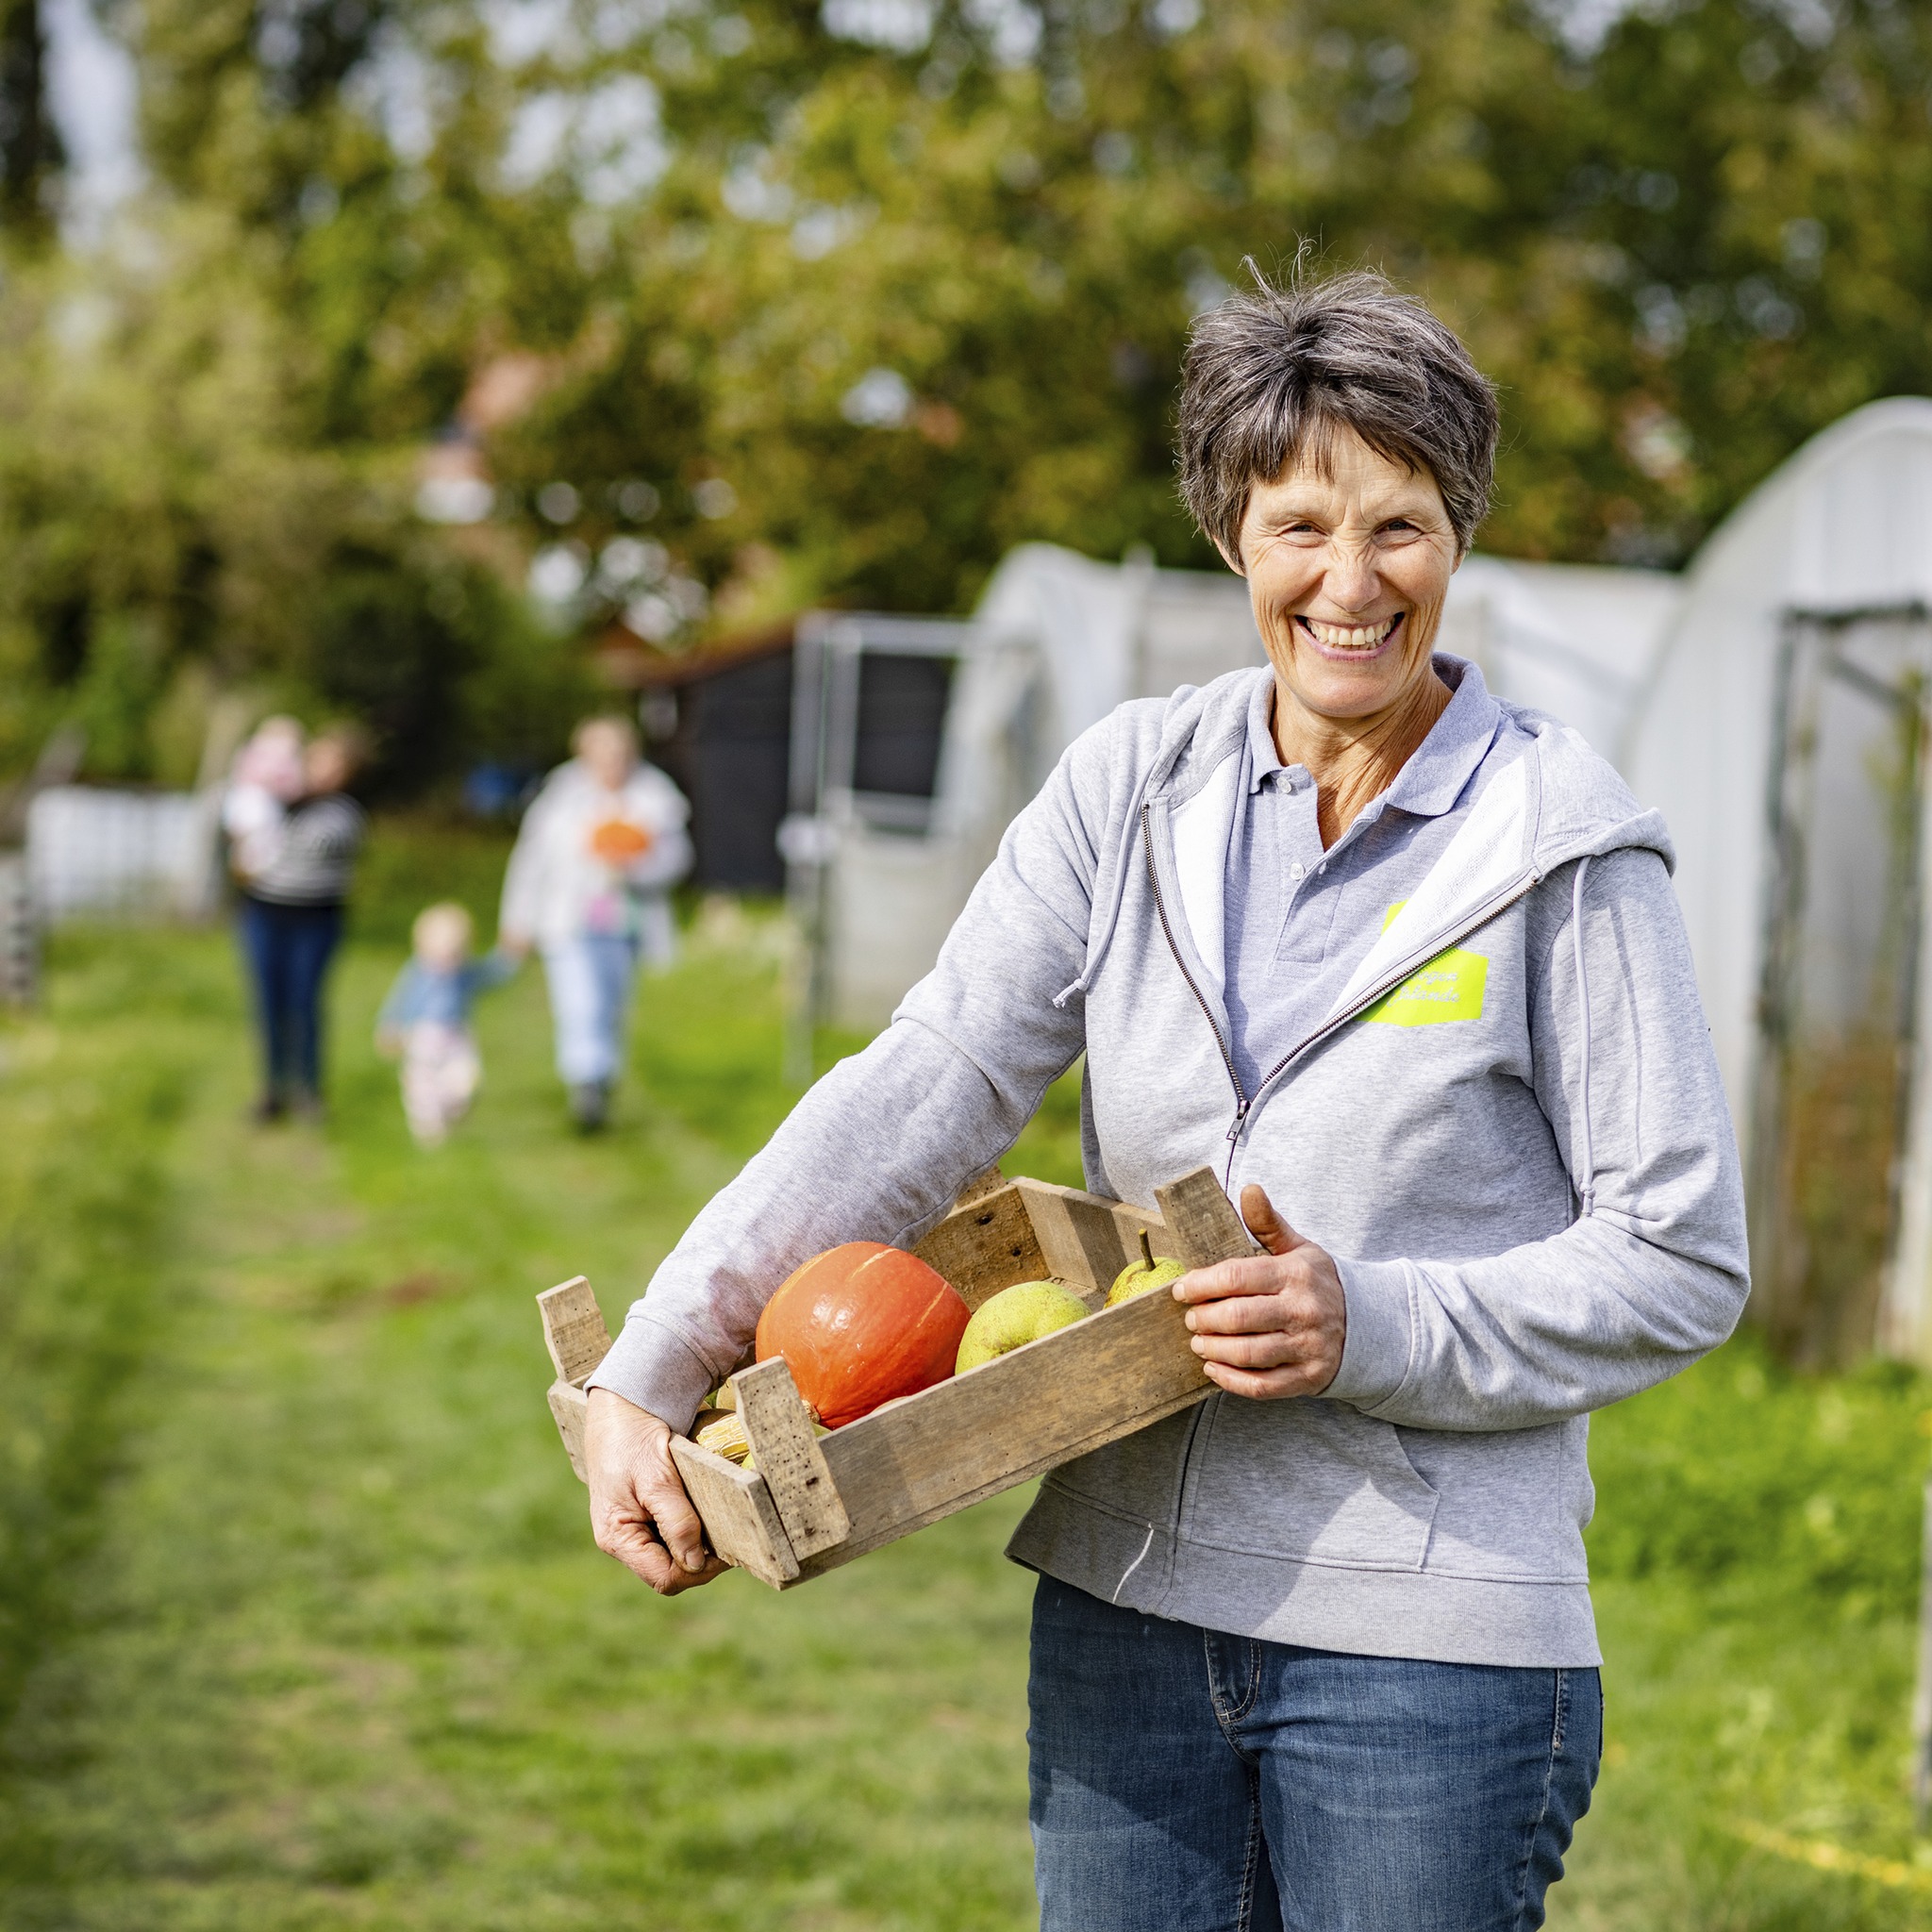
[1244,654,1501,818]
[1385,656,1503,819]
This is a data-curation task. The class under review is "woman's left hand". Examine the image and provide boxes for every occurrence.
[1173,1184,1348,1399]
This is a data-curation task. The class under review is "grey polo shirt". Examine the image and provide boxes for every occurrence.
[1221,657,1512,1094]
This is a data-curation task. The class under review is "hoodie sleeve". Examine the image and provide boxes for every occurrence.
[584,717,1124,1430]
[1324,845,1751,1431]
[498,774,559,944]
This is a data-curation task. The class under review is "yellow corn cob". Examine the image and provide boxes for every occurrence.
[694,1411,750,1463]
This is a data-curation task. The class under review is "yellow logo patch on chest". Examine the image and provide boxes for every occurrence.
[1360,901,1488,1025]
[1361,948,1489,1026]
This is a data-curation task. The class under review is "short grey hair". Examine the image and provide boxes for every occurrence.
[1176,263,1499,559]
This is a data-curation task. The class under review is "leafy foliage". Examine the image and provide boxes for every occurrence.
[1589,1333,1930,1615]
[5,0,1932,782]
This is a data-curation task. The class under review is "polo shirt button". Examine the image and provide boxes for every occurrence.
[1290,861,1306,882]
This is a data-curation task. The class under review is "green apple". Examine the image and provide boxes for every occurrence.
[956,1280,1089,1373]
[1107,1229,1188,1307]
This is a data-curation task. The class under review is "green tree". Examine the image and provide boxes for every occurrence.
[0,0,60,236]
[9,0,1932,781]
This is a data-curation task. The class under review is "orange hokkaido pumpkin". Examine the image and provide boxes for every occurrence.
[589,818,654,862]
[755,1243,971,1427]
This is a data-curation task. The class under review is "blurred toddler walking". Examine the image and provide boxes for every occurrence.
[376,903,515,1146]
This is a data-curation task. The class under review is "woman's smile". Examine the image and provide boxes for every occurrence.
[1295,610,1406,658]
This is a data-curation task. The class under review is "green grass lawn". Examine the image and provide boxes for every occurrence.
[3,846,1932,1927]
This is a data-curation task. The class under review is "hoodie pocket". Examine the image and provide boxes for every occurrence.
[1180,1397,1441,1572]
[1403,1421,1590,1583]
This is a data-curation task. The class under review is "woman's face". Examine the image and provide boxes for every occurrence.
[1226,425,1460,724]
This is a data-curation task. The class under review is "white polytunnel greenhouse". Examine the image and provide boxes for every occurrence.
[1627,397,1932,1368]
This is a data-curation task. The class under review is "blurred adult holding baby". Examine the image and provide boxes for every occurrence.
[224,719,369,1123]
[499,714,691,1132]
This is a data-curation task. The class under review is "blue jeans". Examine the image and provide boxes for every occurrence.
[541,934,640,1086]
[1027,1575,1599,1932]
[238,896,343,1100]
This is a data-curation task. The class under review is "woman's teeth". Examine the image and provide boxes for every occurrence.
[1301,614,1401,651]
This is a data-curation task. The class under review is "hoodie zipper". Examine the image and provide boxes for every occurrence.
[1235,865,1544,1139]
[1141,804,1252,1184]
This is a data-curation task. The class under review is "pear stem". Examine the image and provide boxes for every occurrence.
[1140,1228,1155,1268]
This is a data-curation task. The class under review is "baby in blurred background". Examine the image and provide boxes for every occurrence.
[221,715,308,880]
[375,902,516,1146]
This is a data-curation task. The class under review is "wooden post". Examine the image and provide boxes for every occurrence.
[1155,1168,1260,1269]
[1914,1470,1932,1831]
[732,1357,852,1559]
[0,853,34,1008]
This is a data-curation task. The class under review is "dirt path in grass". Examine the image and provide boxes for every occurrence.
[0,928,1042,1932]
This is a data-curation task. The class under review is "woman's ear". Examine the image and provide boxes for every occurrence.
[1213,535,1246,578]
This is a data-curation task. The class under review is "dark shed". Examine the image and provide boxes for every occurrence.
[592,611,962,896]
[596,619,796,894]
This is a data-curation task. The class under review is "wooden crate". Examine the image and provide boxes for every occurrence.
[537,1166,1256,1590]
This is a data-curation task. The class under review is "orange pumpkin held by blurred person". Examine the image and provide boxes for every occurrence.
[589,818,654,863]
[755,1243,971,1427]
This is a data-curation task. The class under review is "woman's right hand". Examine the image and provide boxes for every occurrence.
[585,1389,729,1595]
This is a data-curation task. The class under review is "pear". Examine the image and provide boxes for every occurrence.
[1107,1229,1188,1307]
[956,1280,1089,1373]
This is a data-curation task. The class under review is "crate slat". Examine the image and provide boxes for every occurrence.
[547,1377,591,1482]
[794,1278,1213,1580]
[668,1437,800,1586]
[911,1182,1049,1307]
[1015,1178,1174,1295]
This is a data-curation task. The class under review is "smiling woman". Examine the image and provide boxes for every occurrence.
[1181,267,1499,845]
[578,262,1747,1932]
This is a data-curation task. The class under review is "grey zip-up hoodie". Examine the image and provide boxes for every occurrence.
[590,660,1749,1666]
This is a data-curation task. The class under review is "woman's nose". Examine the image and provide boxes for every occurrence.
[1322,540,1380,612]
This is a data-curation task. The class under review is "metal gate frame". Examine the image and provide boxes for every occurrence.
[1747,599,1932,1365]
[780,611,980,1082]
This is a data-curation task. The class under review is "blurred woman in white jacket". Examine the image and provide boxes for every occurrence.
[499,715,692,1129]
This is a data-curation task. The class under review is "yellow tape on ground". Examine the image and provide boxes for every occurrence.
[1730,1819,1932,1891]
